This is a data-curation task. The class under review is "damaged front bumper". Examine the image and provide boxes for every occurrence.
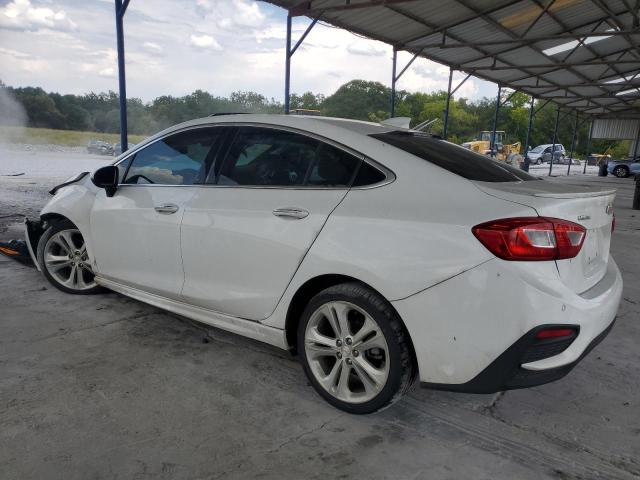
[24,218,44,271]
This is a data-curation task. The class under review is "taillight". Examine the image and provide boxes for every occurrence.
[472,217,586,261]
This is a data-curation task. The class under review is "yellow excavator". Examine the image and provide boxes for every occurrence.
[461,131,523,166]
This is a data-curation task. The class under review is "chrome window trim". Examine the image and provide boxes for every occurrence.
[113,121,396,190]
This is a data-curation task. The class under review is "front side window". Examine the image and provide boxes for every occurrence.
[123,128,222,185]
[216,127,363,187]
[115,156,132,182]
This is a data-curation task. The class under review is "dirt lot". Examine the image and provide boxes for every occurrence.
[1,155,638,479]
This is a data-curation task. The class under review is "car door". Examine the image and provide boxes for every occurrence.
[90,126,225,299]
[180,125,365,320]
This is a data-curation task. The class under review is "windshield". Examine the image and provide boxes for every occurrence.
[370,131,537,183]
[530,146,544,153]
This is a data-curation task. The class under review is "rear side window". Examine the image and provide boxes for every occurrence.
[353,161,387,186]
[370,131,537,182]
[306,143,360,187]
[216,127,365,187]
[218,128,318,186]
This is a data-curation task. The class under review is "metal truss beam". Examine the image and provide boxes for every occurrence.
[406,29,637,51]
[290,0,420,16]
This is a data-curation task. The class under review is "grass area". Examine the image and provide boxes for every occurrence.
[0,126,146,147]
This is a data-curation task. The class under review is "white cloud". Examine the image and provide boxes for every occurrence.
[0,0,76,31]
[189,33,223,51]
[346,41,386,57]
[197,0,266,29]
[98,67,115,77]
[142,42,164,55]
[233,0,265,27]
[0,0,494,103]
[0,46,50,73]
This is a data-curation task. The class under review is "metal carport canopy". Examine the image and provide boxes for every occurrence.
[266,0,640,118]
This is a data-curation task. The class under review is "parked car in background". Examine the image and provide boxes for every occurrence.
[112,143,135,156]
[527,144,565,164]
[608,158,640,178]
[26,114,622,414]
[87,140,113,156]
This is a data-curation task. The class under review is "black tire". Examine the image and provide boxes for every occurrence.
[37,219,104,295]
[613,166,629,178]
[297,282,416,414]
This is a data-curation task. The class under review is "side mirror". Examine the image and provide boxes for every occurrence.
[92,165,119,197]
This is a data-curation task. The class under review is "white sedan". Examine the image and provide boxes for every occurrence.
[25,114,622,414]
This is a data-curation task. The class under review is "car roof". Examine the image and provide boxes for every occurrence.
[160,114,397,137]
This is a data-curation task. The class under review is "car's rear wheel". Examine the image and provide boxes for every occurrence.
[613,166,629,178]
[37,220,103,295]
[298,283,416,414]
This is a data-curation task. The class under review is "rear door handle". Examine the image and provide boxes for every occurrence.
[154,203,180,214]
[272,207,309,219]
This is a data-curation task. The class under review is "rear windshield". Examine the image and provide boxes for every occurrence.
[370,131,537,183]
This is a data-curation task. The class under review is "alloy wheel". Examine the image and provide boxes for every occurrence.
[614,166,628,178]
[44,229,97,291]
[304,301,390,404]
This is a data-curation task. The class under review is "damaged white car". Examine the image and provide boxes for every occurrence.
[25,114,623,414]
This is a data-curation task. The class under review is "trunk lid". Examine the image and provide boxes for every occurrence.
[474,180,616,294]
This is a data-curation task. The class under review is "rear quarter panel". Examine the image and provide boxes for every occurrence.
[262,140,538,329]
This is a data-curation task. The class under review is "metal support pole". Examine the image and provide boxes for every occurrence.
[523,96,535,171]
[491,85,501,158]
[567,110,579,176]
[583,120,594,174]
[549,106,561,176]
[284,14,292,114]
[115,0,128,152]
[390,47,397,117]
[443,68,453,140]
[632,122,640,160]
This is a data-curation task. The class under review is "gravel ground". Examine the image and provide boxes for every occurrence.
[0,144,639,480]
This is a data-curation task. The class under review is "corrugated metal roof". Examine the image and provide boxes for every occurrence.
[593,118,639,138]
[266,0,640,118]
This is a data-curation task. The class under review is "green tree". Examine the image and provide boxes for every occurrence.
[322,80,390,120]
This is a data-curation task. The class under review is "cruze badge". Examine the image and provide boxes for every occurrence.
[605,204,614,215]
[577,215,590,221]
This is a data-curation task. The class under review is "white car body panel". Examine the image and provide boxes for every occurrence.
[90,186,195,300]
[474,181,615,294]
[96,276,288,349]
[40,178,100,268]
[181,186,348,320]
[392,256,622,384]
[36,114,623,389]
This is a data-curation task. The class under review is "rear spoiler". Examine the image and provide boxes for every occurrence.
[533,189,617,199]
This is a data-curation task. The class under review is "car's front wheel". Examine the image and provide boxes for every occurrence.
[37,220,103,295]
[298,283,416,414]
[613,166,629,178]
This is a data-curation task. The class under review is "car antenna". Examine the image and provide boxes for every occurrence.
[413,118,438,132]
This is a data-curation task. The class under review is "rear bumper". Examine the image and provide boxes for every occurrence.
[422,318,615,393]
[392,256,623,388]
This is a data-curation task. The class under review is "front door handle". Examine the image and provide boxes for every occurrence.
[154,203,179,214]
[272,207,309,219]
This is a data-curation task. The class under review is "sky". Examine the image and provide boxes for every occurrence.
[0,0,499,103]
